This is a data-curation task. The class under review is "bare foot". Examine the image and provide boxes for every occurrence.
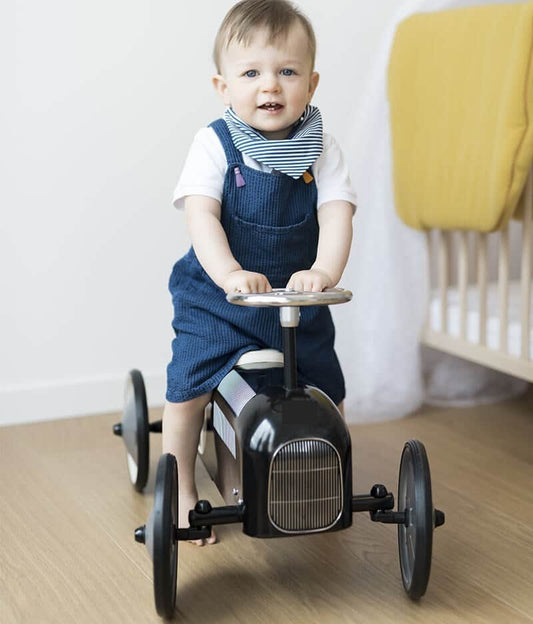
[179,489,217,546]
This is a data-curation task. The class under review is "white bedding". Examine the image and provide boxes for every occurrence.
[429,281,533,359]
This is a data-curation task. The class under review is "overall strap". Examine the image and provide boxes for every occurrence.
[209,119,243,165]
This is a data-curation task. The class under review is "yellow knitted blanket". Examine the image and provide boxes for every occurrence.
[388,2,533,231]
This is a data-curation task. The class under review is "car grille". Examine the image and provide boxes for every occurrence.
[268,439,343,533]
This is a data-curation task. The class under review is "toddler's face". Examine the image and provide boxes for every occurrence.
[213,22,319,140]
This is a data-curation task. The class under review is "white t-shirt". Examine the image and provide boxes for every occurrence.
[173,126,357,211]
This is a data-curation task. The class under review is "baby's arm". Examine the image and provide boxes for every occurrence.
[287,200,353,292]
[185,195,272,293]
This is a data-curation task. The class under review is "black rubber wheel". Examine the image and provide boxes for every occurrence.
[397,440,433,600]
[153,454,178,619]
[122,369,149,492]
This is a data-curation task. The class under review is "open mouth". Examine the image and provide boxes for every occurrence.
[259,103,283,111]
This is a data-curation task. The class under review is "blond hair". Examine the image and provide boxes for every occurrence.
[213,0,316,73]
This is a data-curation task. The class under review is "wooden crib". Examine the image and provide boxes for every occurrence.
[387,3,533,386]
[423,170,533,382]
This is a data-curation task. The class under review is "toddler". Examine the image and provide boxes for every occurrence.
[163,0,356,545]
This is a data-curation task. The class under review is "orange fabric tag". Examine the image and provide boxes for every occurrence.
[302,171,313,184]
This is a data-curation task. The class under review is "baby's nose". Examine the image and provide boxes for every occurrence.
[261,73,281,92]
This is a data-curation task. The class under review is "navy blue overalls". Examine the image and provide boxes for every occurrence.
[166,119,345,405]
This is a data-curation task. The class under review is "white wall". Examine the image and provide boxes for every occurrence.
[3,0,398,425]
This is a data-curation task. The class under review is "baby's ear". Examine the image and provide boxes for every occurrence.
[308,71,320,101]
[212,74,230,106]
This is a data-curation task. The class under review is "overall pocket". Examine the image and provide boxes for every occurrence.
[229,212,319,287]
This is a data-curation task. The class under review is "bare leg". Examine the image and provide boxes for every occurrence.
[162,394,217,546]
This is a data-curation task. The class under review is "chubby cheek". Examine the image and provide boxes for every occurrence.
[233,93,256,116]
[301,84,314,104]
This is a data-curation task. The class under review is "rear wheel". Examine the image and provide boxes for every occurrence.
[121,369,150,491]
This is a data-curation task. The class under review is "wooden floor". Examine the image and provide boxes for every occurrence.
[2,396,533,624]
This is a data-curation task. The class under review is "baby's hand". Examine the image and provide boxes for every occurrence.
[286,269,333,293]
[222,270,273,294]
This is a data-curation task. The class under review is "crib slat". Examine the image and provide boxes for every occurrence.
[458,231,468,339]
[521,168,532,360]
[498,225,510,353]
[477,233,488,345]
[426,230,432,329]
[438,230,449,332]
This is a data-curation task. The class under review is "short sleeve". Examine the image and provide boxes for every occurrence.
[172,127,226,210]
[313,134,357,212]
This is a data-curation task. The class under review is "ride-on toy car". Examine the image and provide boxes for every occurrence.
[113,289,445,618]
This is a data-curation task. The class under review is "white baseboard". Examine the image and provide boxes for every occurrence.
[0,371,166,427]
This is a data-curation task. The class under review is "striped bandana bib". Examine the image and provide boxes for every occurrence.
[224,105,323,180]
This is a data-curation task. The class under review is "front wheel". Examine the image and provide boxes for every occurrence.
[397,440,434,600]
[153,453,179,618]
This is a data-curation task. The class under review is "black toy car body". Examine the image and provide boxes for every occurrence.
[202,365,353,538]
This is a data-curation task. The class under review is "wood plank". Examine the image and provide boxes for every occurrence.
[422,328,533,382]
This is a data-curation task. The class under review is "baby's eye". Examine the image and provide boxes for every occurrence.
[280,68,295,76]
[244,70,258,78]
